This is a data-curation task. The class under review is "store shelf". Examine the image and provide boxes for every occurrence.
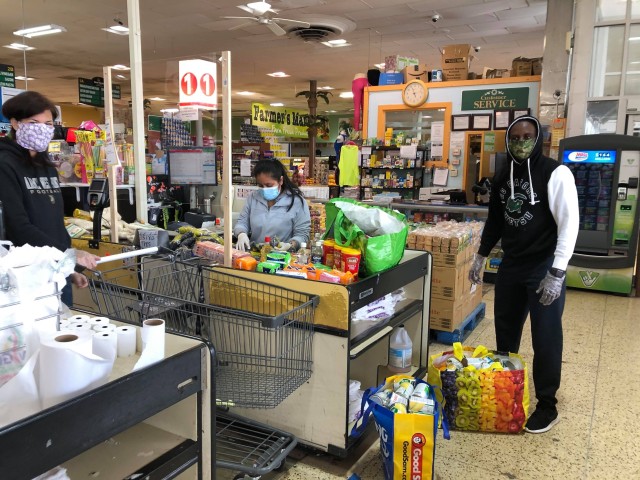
[349,298,423,359]
[63,423,197,479]
[362,166,424,170]
[0,339,206,480]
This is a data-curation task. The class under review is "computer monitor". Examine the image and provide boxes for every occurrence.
[168,147,217,185]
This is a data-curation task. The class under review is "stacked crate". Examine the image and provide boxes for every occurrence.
[407,221,485,332]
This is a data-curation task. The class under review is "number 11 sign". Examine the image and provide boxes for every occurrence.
[178,59,217,109]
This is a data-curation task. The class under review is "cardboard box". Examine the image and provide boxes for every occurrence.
[384,55,419,73]
[511,57,532,76]
[379,72,405,85]
[402,64,429,83]
[431,249,468,267]
[483,67,510,79]
[431,265,466,300]
[531,57,543,75]
[441,44,472,81]
[430,296,467,331]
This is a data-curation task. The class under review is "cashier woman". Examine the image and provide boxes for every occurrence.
[235,159,311,251]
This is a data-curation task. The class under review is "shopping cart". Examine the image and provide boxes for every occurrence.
[86,252,318,479]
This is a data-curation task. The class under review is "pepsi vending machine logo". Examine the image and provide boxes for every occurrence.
[567,151,589,161]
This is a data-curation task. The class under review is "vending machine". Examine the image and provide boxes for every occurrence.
[559,134,640,295]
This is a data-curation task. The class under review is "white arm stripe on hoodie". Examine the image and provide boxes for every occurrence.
[548,165,580,270]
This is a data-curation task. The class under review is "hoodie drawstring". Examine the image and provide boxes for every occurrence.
[510,157,537,205]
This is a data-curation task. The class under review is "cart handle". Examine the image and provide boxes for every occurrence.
[96,247,159,264]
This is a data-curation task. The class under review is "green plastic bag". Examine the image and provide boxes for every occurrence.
[324,199,408,276]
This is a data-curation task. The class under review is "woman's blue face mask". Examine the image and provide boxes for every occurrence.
[261,185,280,201]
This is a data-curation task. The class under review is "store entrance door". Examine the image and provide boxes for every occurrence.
[464,134,483,204]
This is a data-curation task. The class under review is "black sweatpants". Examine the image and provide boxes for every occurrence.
[494,256,565,411]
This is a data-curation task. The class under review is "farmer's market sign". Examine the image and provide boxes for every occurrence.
[251,103,313,138]
[461,87,529,111]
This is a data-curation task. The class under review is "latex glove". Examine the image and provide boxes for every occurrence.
[536,271,564,306]
[74,249,100,270]
[236,232,250,252]
[469,253,486,285]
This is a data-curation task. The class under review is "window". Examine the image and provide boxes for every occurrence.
[589,25,625,97]
[625,24,640,94]
[585,100,619,134]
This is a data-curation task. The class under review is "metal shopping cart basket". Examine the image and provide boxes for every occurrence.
[87,252,319,478]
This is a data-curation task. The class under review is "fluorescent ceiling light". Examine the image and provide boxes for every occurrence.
[13,24,66,38]
[321,39,350,48]
[374,63,385,69]
[112,64,130,70]
[339,92,354,98]
[149,97,166,101]
[102,26,129,36]
[630,36,640,41]
[318,86,334,90]
[161,108,179,113]
[270,102,284,106]
[325,110,337,113]
[115,74,127,79]
[247,1,271,14]
[4,43,35,51]
[267,71,289,78]
[422,115,432,119]
[237,91,256,96]
[15,76,35,81]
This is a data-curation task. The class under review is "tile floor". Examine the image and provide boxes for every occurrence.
[219,286,640,480]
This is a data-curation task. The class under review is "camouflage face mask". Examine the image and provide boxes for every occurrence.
[508,138,535,161]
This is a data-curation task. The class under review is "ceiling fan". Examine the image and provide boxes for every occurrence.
[223,0,310,36]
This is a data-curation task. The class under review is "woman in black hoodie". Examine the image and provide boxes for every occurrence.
[0,91,99,306]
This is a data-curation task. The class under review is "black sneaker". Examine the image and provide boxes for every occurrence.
[524,408,559,434]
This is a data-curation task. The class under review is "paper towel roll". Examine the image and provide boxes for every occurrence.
[93,324,117,333]
[68,322,93,332]
[68,314,90,324]
[39,332,113,409]
[116,326,137,357]
[88,316,110,327]
[134,319,165,371]
[92,331,117,362]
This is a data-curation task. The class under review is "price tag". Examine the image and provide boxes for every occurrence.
[137,230,159,248]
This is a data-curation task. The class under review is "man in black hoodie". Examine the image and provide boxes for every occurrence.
[469,115,579,433]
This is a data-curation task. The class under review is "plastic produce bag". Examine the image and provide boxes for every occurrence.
[325,199,408,276]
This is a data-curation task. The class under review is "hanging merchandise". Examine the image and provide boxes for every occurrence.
[338,144,360,186]
[352,73,369,132]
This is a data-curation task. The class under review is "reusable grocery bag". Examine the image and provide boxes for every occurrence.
[324,199,408,276]
[427,342,529,433]
[351,375,449,480]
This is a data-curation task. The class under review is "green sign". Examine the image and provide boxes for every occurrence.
[0,64,15,88]
[78,78,121,107]
[566,265,634,294]
[250,102,333,139]
[148,115,162,132]
[484,132,495,152]
[461,87,530,111]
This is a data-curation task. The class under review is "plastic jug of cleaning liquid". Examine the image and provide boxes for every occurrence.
[388,325,412,373]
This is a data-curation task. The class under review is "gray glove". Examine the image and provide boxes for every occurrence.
[536,271,564,306]
[469,253,486,285]
[236,232,250,252]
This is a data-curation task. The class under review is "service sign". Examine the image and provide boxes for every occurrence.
[179,59,217,109]
[461,87,530,111]
[0,64,15,88]
[251,103,311,138]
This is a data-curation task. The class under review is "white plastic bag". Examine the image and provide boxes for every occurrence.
[333,201,405,237]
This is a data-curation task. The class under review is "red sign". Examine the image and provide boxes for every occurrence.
[180,72,197,96]
[179,59,218,109]
[200,73,215,97]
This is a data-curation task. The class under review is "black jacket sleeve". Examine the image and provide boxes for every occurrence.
[0,161,69,251]
[477,182,504,257]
